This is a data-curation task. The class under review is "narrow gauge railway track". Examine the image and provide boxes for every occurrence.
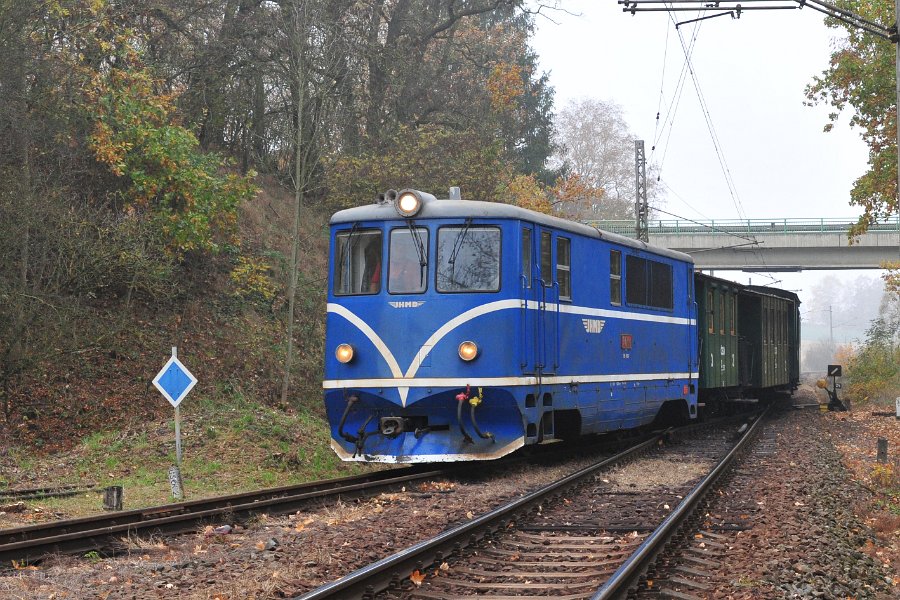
[0,433,652,568]
[0,464,461,567]
[296,411,769,600]
[0,483,97,502]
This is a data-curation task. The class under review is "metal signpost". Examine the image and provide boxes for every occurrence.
[152,347,198,499]
[826,364,845,411]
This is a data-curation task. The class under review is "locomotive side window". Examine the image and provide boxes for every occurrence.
[334,229,382,296]
[609,250,622,305]
[522,229,532,288]
[625,255,673,310]
[540,231,552,286]
[650,261,674,309]
[719,293,725,335]
[436,226,501,292]
[388,227,429,294]
[557,237,571,300]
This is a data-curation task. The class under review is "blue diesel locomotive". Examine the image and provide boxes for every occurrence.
[324,189,699,463]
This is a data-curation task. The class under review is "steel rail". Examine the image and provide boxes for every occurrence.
[0,436,633,567]
[0,465,454,566]
[591,406,771,599]
[294,433,667,600]
[0,484,96,502]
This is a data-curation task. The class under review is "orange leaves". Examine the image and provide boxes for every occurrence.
[881,260,900,295]
[294,517,315,533]
[410,570,426,586]
[84,56,257,257]
[504,174,549,214]
[551,173,605,209]
[487,62,524,112]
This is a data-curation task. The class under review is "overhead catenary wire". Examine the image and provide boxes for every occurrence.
[650,17,671,159]
[650,193,779,284]
[652,14,699,172]
[649,206,758,243]
[666,6,749,223]
[654,4,778,276]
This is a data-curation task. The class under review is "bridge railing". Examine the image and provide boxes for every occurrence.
[587,216,900,236]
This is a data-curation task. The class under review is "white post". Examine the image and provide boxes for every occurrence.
[172,346,182,466]
[171,346,184,499]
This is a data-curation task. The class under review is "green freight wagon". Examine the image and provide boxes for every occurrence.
[696,274,741,389]
[695,274,801,402]
[743,285,801,393]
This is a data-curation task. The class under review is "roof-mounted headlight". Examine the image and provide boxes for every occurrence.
[395,189,436,218]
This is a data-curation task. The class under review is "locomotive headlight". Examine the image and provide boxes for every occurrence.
[458,341,479,362]
[396,191,422,217]
[335,344,355,364]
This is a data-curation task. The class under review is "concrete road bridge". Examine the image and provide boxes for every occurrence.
[589,217,900,271]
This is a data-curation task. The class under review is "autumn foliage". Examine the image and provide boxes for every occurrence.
[806,0,899,240]
[87,51,257,256]
[842,297,900,405]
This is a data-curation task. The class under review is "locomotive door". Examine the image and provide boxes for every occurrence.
[519,225,557,377]
[537,228,558,376]
[520,226,537,375]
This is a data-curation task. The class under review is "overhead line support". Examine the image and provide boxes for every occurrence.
[619,0,900,219]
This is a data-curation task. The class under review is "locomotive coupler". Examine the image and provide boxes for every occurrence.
[379,416,406,438]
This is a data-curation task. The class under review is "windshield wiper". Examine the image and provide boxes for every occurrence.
[448,218,473,287]
[336,223,360,293]
[406,219,427,286]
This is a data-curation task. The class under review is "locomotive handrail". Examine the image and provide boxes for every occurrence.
[553,280,561,372]
[519,274,529,371]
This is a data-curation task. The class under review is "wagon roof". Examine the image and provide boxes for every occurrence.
[331,198,694,263]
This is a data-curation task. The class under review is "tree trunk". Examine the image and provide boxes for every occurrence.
[280,1,308,405]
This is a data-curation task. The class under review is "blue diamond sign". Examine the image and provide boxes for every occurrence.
[152,353,198,408]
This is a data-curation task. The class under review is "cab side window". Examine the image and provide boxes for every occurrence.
[522,229,532,288]
[540,231,552,286]
[557,237,571,300]
[610,250,622,305]
[334,230,382,295]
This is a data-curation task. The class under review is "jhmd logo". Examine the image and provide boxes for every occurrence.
[389,301,426,309]
[582,318,606,334]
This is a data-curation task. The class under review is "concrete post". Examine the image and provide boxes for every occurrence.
[103,486,123,511]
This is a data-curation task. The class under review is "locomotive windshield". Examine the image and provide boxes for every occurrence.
[389,227,429,294]
[436,226,501,292]
[334,229,382,295]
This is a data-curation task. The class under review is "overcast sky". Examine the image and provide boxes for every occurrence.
[531,1,887,343]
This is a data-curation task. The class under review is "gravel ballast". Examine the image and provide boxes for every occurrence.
[2,390,898,599]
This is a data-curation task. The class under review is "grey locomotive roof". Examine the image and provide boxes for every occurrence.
[331,197,694,264]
